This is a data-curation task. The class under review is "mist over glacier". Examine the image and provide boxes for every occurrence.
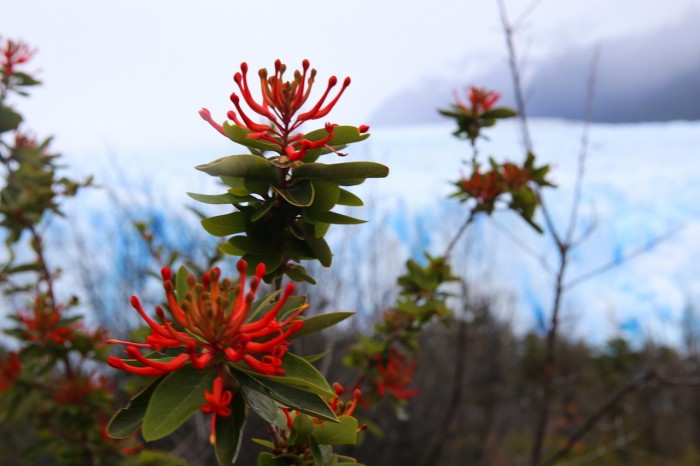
[25,117,700,347]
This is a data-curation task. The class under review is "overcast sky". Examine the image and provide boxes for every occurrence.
[2,0,698,157]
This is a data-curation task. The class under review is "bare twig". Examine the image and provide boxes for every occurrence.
[496,0,533,153]
[444,210,476,259]
[566,47,601,245]
[565,225,683,290]
[542,370,700,466]
[420,282,470,466]
[513,0,547,31]
[556,432,638,466]
[488,216,556,277]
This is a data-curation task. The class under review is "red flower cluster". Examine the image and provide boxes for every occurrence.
[460,162,534,206]
[373,348,420,400]
[0,352,21,392]
[16,297,76,346]
[108,260,307,443]
[453,86,501,115]
[200,59,364,161]
[108,260,305,377]
[52,371,109,404]
[0,37,35,77]
[461,166,503,204]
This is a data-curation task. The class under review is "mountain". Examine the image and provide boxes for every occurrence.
[370,10,700,126]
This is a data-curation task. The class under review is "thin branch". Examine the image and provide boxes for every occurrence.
[496,0,533,154]
[444,210,476,259]
[542,370,700,466]
[556,433,637,466]
[541,370,655,466]
[488,216,556,277]
[513,0,547,31]
[565,225,683,290]
[565,47,601,244]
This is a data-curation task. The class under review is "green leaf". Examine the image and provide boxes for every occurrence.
[251,200,275,222]
[196,154,280,186]
[0,105,23,133]
[12,71,41,87]
[142,366,215,441]
[313,416,357,445]
[257,452,289,466]
[107,377,164,439]
[187,191,253,204]
[273,180,314,207]
[480,107,517,119]
[235,353,334,397]
[304,125,369,146]
[284,264,317,284]
[301,351,329,364]
[308,211,366,225]
[225,236,271,256]
[336,189,363,207]
[215,392,247,466]
[292,162,388,183]
[232,369,337,422]
[202,212,246,237]
[239,384,287,429]
[313,416,359,445]
[223,122,281,152]
[175,265,189,305]
[288,413,315,446]
[291,312,354,339]
[308,181,340,213]
[310,437,326,466]
[304,234,332,267]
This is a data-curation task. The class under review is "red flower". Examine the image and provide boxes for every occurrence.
[201,373,233,444]
[0,37,35,77]
[0,352,21,392]
[107,260,307,444]
[200,60,357,161]
[108,260,305,377]
[501,162,531,189]
[52,371,109,404]
[16,296,76,346]
[461,166,503,204]
[453,86,500,115]
[373,348,420,400]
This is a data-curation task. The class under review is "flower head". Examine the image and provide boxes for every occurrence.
[0,37,35,77]
[108,260,306,377]
[453,86,500,115]
[460,165,503,205]
[201,60,356,161]
[107,260,308,444]
[0,352,21,392]
[373,348,420,400]
[16,296,76,346]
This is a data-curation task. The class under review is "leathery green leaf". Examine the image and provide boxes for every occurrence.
[288,413,314,446]
[336,188,363,206]
[107,377,164,439]
[196,153,280,186]
[313,416,359,445]
[231,369,337,422]
[214,391,246,466]
[273,180,314,207]
[223,122,281,152]
[291,312,354,339]
[201,212,246,236]
[239,383,287,429]
[142,366,215,441]
[234,353,334,398]
[291,161,388,183]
